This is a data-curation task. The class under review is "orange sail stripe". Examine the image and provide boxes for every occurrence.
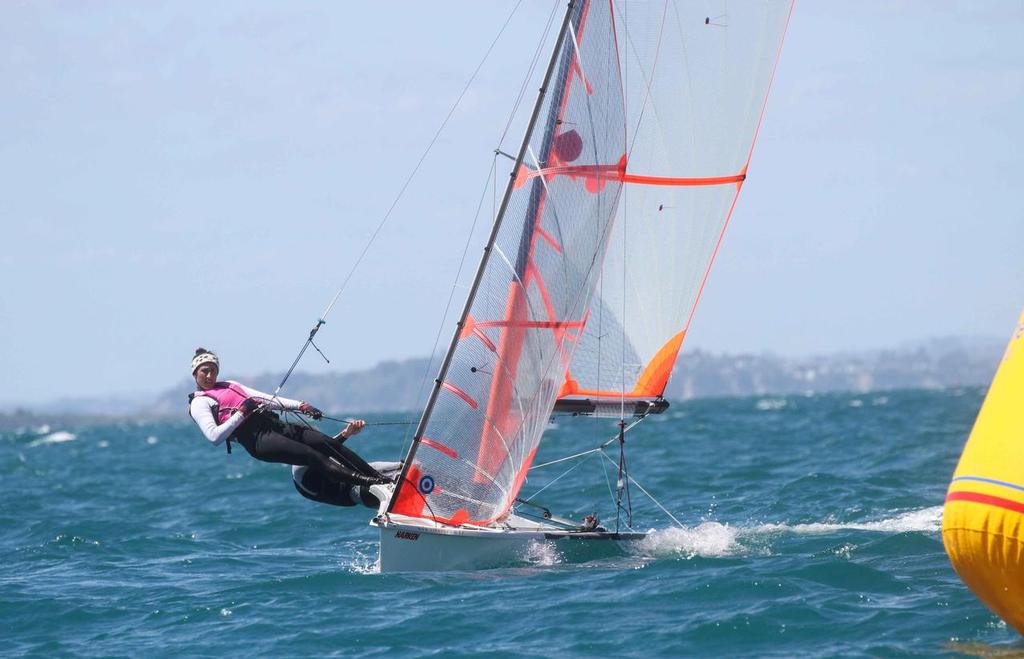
[473,327,497,352]
[543,160,623,179]
[619,172,745,187]
[458,314,476,340]
[475,0,592,494]
[535,225,562,254]
[475,319,586,330]
[460,315,498,352]
[521,161,744,188]
[559,372,581,397]
[441,382,478,410]
[477,282,527,484]
[558,330,686,400]
[633,330,686,396]
[524,262,558,328]
[503,447,539,520]
[420,437,460,460]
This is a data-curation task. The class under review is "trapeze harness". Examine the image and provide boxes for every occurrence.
[188,381,385,487]
[188,381,252,453]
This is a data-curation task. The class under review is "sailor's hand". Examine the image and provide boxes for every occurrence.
[299,402,323,420]
[340,419,365,439]
[240,398,261,415]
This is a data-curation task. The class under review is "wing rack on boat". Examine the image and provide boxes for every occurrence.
[552,397,669,417]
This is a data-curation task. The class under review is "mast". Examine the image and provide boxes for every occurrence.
[387,1,581,516]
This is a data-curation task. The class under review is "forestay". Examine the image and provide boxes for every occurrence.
[390,0,627,526]
[558,0,794,414]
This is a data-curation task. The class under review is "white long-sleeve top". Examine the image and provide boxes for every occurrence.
[189,381,304,446]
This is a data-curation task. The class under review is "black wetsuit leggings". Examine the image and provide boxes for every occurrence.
[233,412,382,486]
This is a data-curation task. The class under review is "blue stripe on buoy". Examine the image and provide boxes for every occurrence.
[953,475,1024,493]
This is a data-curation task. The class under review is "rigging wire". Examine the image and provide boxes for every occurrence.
[599,450,685,529]
[279,410,414,428]
[272,0,529,398]
[529,411,650,471]
[399,155,497,455]
[497,2,561,146]
[522,411,682,531]
[519,450,596,503]
[320,415,415,427]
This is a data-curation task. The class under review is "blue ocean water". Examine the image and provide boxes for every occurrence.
[1,387,1018,657]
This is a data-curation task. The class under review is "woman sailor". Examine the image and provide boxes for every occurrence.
[188,347,392,494]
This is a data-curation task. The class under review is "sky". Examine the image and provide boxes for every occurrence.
[1,2,1022,403]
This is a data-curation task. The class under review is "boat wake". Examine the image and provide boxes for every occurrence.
[638,522,743,558]
[749,506,943,536]
[634,506,943,560]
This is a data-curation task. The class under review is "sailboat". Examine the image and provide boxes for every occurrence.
[366,0,794,571]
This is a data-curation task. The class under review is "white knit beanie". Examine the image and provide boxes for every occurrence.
[191,351,219,375]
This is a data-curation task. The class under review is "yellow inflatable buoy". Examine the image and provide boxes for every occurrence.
[943,309,1024,634]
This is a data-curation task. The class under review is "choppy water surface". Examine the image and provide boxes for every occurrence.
[2,388,1019,656]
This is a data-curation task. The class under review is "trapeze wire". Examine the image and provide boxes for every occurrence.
[521,451,596,503]
[599,450,685,529]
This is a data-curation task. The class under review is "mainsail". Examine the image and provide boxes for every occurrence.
[390,0,626,526]
[558,1,794,415]
[389,0,794,526]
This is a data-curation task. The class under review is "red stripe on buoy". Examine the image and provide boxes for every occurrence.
[946,490,1024,514]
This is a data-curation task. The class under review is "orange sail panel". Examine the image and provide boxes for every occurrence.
[476,282,527,484]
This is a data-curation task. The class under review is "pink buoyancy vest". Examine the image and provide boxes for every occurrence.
[191,381,256,424]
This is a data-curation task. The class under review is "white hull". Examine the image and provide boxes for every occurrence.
[368,485,645,572]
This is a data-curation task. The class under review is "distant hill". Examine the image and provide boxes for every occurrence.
[0,336,1004,426]
[148,357,436,417]
[665,337,1004,400]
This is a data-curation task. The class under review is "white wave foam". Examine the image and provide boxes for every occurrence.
[635,507,942,562]
[28,431,77,447]
[347,548,381,575]
[746,506,943,537]
[523,539,562,566]
[755,398,787,411]
[637,522,743,558]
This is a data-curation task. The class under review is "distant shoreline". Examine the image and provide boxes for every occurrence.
[2,336,1002,427]
[0,384,988,430]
